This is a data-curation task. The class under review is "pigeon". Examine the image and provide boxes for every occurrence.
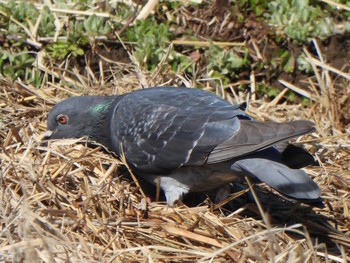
[45,87,321,205]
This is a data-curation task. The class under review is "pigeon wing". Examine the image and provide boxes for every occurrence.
[109,87,245,174]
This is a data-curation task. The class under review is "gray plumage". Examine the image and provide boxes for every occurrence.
[45,87,321,205]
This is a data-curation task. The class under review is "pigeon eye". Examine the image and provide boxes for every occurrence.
[57,114,68,125]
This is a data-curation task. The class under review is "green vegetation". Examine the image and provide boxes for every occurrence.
[269,0,336,43]
[126,20,173,70]
[0,48,37,82]
[0,0,349,100]
[206,44,250,84]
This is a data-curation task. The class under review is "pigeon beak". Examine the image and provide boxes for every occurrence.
[43,130,53,139]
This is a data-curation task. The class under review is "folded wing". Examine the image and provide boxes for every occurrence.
[207,120,315,163]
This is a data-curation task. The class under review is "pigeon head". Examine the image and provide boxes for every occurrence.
[45,96,117,142]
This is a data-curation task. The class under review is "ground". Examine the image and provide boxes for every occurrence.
[0,1,350,262]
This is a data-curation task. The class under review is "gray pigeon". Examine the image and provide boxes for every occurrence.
[45,87,321,205]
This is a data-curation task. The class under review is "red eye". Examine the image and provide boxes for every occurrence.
[57,114,68,124]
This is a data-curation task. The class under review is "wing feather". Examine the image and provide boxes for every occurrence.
[110,87,244,173]
[207,120,315,163]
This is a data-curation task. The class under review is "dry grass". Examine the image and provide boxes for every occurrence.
[1,6,350,259]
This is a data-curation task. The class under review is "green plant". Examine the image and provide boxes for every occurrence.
[268,0,336,43]
[38,6,56,37]
[125,19,173,70]
[11,0,39,24]
[249,0,269,16]
[84,14,112,36]
[297,53,313,73]
[45,19,89,59]
[0,48,43,85]
[233,0,269,17]
[206,44,250,84]
[125,19,192,72]
[46,40,85,59]
[270,49,295,73]
[2,0,55,38]
[169,51,193,73]
[256,83,280,98]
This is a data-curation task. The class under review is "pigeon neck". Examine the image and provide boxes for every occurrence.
[88,97,118,147]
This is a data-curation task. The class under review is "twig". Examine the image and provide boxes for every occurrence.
[278,79,314,100]
[117,0,141,35]
[320,0,350,12]
[136,0,160,20]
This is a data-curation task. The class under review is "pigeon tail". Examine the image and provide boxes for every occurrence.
[281,144,319,169]
[230,158,321,200]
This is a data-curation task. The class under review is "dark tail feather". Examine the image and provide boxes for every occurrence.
[230,158,321,200]
[282,144,319,169]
